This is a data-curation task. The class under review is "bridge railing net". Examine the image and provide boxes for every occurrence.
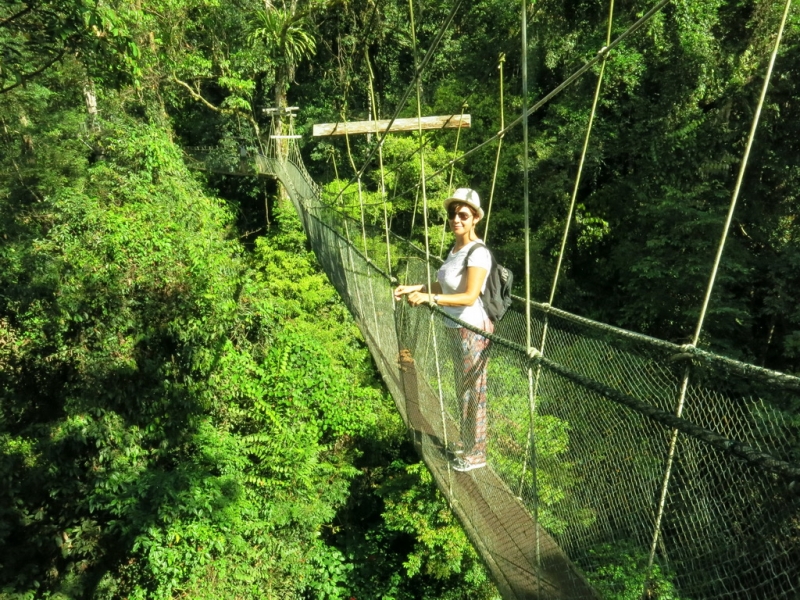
[250,152,800,599]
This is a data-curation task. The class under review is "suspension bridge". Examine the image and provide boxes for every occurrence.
[183,0,800,597]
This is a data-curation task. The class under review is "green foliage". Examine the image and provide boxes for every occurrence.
[379,462,478,581]
[0,0,142,92]
[0,80,388,596]
[585,543,686,600]
[6,0,800,597]
[296,0,800,374]
[0,70,495,596]
[334,456,500,600]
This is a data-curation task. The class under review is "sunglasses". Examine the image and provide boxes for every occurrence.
[447,207,473,221]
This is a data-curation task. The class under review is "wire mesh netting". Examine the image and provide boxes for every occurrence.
[190,144,800,600]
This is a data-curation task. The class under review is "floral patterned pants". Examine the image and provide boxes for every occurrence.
[449,319,493,464]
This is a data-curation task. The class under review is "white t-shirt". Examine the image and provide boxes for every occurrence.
[437,240,492,328]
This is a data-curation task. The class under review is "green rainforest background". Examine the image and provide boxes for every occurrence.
[1,0,798,597]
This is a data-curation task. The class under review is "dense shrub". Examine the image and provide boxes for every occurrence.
[0,108,379,597]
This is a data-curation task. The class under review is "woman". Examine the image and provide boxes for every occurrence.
[394,188,493,472]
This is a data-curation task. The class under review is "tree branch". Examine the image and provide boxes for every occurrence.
[172,75,261,136]
[0,48,65,94]
[0,3,35,29]
[172,75,224,113]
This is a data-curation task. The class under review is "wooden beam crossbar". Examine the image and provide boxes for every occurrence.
[313,114,471,137]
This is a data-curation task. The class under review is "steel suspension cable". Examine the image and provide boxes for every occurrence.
[446,102,467,197]
[342,100,385,345]
[520,0,615,533]
[482,53,506,245]
[407,0,452,489]
[518,0,541,586]
[365,49,395,293]
[645,0,794,584]
[438,101,468,258]
[520,0,614,506]
[356,171,384,345]
[548,0,614,311]
[339,105,370,328]
[389,0,674,206]
[327,0,465,210]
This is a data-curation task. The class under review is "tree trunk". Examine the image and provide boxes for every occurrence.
[275,63,289,203]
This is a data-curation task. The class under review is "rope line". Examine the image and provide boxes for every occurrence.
[482,53,505,245]
[548,0,614,309]
[302,191,800,483]
[645,0,794,576]
[326,0,465,209]
[337,104,371,324]
[518,0,542,583]
[365,49,395,294]
[389,0,674,206]
[692,0,793,346]
[409,0,453,490]
[307,181,800,392]
[437,100,468,258]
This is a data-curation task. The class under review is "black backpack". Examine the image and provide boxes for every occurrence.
[464,242,514,323]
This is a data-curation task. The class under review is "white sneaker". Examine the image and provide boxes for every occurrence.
[452,456,486,472]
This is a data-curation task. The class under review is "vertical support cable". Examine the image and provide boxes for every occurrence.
[518,0,614,497]
[519,0,542,584]
[645,0,792,587]
[409,0,451,490]
[265,116,275,161]
[483,53,506,245]
[403,186,422,286]
[341,109,367,322]
[344,107,382,346]
[344,221,366,320]
[438,102,468,258]
[521,0,532,411]
[409,0,431,331]
[331,146,341,181]
[356,174,384,347]
[549,0,613,310]
[446,103,467,196]
[365,50,395,301]
[519,0,615,485]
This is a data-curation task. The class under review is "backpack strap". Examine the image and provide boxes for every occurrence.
[462,241,487,270]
